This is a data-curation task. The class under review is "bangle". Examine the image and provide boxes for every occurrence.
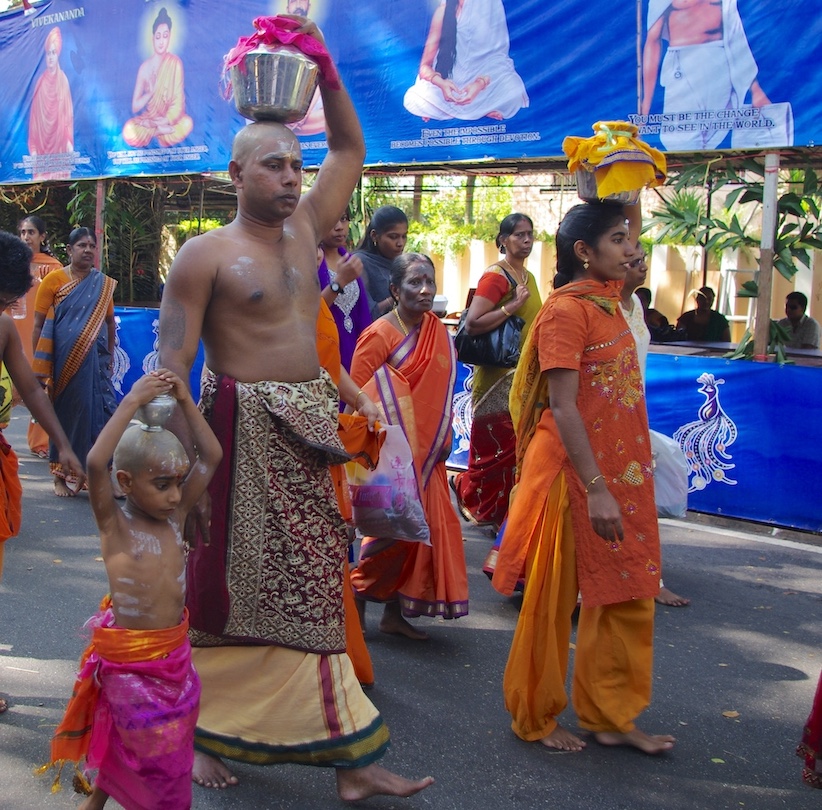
[355,390,367,406]
[500,305,510,317]
[585,474,604,493]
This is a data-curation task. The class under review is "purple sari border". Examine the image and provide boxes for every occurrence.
[399,593,469,619]
[420,337,457,487]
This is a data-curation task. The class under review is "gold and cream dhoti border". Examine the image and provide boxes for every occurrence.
[193,645,389,768]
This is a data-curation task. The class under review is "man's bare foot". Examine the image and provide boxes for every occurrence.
[53,477,75,497]
[595,728,675,755]
[78,786,108,810]
[539,724,586,752]
[655,587,690,607]
[0,697,7,714]
[379,603,428,640]
[336,763,434,801]
[192,751,239,789]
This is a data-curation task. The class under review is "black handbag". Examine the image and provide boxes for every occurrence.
[454,267,525,368]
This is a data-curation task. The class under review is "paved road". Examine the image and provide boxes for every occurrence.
[1,406,820,809]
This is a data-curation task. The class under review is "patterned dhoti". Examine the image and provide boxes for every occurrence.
[188,369,389,767]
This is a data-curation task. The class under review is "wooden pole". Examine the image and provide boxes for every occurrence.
[412,175,423,222]
[753,152,780,359]
[465,174,475,224]
[94,178,105,271]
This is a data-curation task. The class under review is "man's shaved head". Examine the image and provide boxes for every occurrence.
[231,121,300,165]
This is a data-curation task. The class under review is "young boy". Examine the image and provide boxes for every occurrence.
[47,369,222,809]
[0,231,85,714]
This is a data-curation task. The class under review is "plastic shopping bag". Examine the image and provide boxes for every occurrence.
[345,424,430,543]
[650,429,689,518]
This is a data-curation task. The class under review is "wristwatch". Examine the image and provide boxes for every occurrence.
[329,281,343,294]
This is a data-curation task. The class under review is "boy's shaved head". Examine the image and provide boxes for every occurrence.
[114,424,188,475]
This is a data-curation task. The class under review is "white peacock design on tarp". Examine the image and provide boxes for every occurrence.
[141,319,160,374]
[110,316,131,395]
[673,372,738,492]
[451,366,474,456]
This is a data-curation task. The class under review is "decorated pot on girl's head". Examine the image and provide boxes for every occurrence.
[135,393,176,432]
[575,169,640,205]
[231,45,319,122]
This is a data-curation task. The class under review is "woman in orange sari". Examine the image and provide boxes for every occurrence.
[350,253,467,640]
[316,292,382,688]
[17,215,63,458]
[494,203,675,755]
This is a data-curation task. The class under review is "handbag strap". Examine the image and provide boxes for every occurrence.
[495,264,518,290]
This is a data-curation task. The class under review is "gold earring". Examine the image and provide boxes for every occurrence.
[583,260,589,270]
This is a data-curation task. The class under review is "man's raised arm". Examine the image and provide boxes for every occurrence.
[295,21,365,240]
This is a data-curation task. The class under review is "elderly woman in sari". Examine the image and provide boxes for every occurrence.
[451,213,541,535]
[122,7,193,148]
[32,227,117,497]
[403,0,529,121]
[350,253,467,640]
[28,27,74,180]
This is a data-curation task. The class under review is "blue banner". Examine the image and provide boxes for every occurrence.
[111,311,819,531]
[646,353,822,532]
[0,1,818,182]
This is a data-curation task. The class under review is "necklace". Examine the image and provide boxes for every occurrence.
[500,259,527,286]
[394,307,410,336]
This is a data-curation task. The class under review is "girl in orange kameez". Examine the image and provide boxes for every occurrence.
[350,253,467,640]
[494,203,675,755]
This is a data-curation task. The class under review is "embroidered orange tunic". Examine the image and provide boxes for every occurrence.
[493,280,660,606]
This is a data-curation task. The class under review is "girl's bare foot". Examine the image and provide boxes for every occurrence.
[539,724,587,752]
[655,586,690,607]
[379,602,428,640]
[78,786,109,810]
[53,477,75,497]
[336,763,434,801]
[595,728,675,755]
[192,751,239,789]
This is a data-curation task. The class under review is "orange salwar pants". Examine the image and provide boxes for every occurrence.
[503,472,655,740]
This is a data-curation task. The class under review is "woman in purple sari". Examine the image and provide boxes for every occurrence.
[32,227,117,496]
[318,211,371,372]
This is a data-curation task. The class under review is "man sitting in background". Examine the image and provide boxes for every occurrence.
[778,292,821,349]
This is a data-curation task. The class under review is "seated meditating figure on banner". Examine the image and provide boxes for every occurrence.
[642,0,776,151]
[122,7,193,149]
[283,0,326,136]
[28,27,74,180]
[403,0,529,122]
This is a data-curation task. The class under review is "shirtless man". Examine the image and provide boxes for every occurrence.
[642,0,769,150]
[158,17,432,802]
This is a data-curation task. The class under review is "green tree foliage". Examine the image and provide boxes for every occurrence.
[359,175,516,256]
[646,161,822,281]
[68,180,167,303]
